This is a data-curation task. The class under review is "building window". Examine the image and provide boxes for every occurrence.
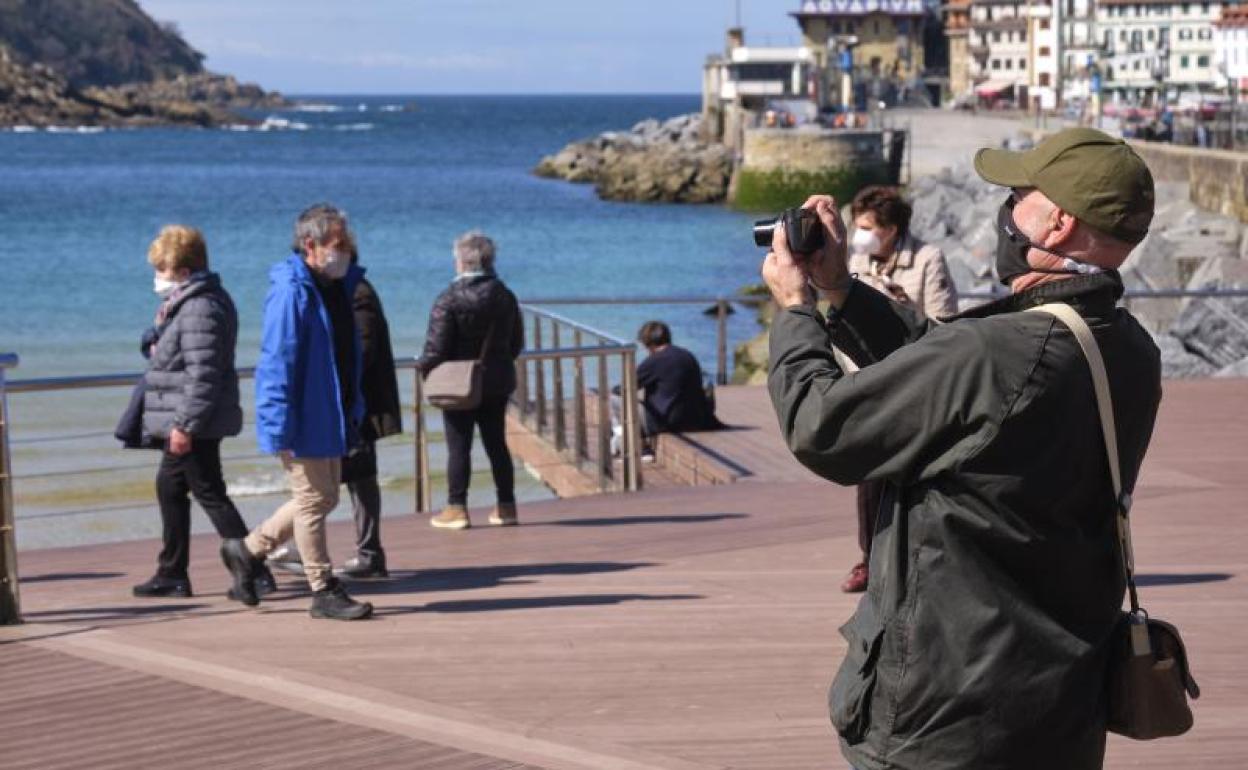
[1006,58,1013,69]
[1020,31,1027,42]
[1040,46,1052,56]
[1179,28,1192,40]
[1198,55,1210,67]
[1040,19,1050,29]
[1120,30,1127,42]
[993,30,1002,42]
[1201,2,1209,13]
[992,58,1001,70]
[898,19,909,34]
[1181,2,1190,13]
[1198,28,1211,40]
[1133,60,1141,70]
[873,20,880,34]
[1019,57,1027,69]
[1181,54,1190,67]
[1040,73,1052,86]
[1147,29,1155,41]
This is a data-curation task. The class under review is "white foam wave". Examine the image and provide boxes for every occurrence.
[45,125,107,134]
[379,104,404,113]
[294,103,344,113]
[333,123,375,132]
[9,125,38,133]
[227,472,289,497]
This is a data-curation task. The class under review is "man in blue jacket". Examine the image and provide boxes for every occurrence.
[219,204,373,620]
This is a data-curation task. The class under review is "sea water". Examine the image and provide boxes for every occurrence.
[0,95,766,549]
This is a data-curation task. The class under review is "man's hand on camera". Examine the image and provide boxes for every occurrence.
[762,220,816,309]
[801,195,853,308]
[760,195,852,310]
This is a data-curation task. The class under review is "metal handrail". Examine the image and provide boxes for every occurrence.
[1,354,20,624]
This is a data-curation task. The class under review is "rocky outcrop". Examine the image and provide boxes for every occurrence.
[535,114,734,204]
[0,0,204,88]
[0,0,284,128]
[0,47,252,127]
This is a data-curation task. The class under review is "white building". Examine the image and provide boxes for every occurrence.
[1055,0,1100,105]
[702,29,815,148]
[1096,0,1227,103]
[968,0,1059,108]
[1215,3,1248,94]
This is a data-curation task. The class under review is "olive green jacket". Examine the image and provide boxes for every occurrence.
[768,273,1161,770]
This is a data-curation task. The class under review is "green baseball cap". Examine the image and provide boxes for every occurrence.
[974,127,1155,244]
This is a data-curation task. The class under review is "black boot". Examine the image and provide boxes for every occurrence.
[219,538,260,607]
[133,574,192,598]
[310,578,373,620]
[255,564,278,596]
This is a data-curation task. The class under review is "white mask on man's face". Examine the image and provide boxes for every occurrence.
[320,248,351,280]
[851,228,883,256]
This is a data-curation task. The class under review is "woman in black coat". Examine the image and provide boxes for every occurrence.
[418,231,523,530]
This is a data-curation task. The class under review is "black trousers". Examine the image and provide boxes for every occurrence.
[342,439,384,565]
[443,395,514,506]
[155,438,248,578]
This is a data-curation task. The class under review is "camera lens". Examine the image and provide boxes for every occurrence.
[753,218,778,247]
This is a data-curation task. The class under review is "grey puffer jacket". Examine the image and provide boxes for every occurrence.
[142,272,243,440]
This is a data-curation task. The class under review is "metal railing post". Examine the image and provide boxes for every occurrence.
[573,330,587,469]
[597,353,611,491]
[716,299,729,386]
[413,366,431,515]
[1,353,21,625]
[534,317,546,434]
[621,348,644,492]
[552,323,566,452]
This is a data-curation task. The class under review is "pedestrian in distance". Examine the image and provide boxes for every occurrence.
[840,185,958,594]
[419,231,524,530]
[130,225,276,599]
[762,128,1161,769]
[219,204,373,620]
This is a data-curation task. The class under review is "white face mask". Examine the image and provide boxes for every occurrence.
[320,248,351,280]
[153,276,179,298]
[851,228,883,256]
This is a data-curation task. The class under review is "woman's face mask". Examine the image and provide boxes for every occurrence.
[320,248,351,280]
[850,227,883,257]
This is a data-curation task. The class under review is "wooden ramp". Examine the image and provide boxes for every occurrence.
[2,382,1247,769]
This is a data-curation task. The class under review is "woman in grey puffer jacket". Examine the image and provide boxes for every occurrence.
[133,226,273,599]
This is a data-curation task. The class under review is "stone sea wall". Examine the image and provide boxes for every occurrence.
[732,129,891,212]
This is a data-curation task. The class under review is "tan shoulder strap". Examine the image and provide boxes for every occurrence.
[1026,302,1141,615]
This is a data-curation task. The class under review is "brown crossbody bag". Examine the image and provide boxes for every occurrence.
[423,320,496,411]
[1029,303,1200,740]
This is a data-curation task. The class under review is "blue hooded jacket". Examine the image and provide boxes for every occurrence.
[255,253,365,458]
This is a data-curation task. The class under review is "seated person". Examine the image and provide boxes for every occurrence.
[636,321,722,436]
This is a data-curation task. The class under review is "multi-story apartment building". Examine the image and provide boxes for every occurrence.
[945,0,975,96]
[1096,0,1226,103]
[1214,2,1248,94]
[1055,0,1101,104]
[967,0,1059,107]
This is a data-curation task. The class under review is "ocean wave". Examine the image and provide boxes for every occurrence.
[225,116,311,132]
[379,104,405,113]
[44,125,107,134]
[333,123,375,132]
[293,103,344,113]
[227,472,288,497]
[9,125,38,133]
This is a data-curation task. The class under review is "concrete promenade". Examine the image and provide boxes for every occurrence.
[1,381,1245,769]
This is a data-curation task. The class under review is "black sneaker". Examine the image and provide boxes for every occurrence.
[219,538,260,607]
[310,578,373,621]
[338,555,389,579]
[132,574,192,598]
[255,564,279,596]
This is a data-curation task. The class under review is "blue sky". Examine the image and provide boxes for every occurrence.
[140,1,804,95]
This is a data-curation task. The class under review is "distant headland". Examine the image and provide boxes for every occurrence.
[0,0,284,128]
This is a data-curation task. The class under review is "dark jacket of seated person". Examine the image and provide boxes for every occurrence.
[636,321,720,434]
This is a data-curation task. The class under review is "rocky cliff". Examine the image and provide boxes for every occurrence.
[535,114,733,204]
[0,0,283,127]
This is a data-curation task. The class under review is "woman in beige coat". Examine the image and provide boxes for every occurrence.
[839,186,958,593]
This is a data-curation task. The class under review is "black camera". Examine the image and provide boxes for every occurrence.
[753,207,825,254]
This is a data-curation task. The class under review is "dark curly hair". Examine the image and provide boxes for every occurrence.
[850,185,912,238]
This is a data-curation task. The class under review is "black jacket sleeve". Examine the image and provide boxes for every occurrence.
[419,289,455,374]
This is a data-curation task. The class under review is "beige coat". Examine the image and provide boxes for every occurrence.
[848,234,957,320]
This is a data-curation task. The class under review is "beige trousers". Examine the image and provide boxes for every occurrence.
[245,455,340,592]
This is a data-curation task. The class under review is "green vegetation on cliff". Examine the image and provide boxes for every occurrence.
[0,0,204,88]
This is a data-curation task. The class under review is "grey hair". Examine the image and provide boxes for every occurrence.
[292,203,349,254]
[453,230,496,272]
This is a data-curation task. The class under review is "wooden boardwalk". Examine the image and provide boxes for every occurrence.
[2,382,1246,769]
